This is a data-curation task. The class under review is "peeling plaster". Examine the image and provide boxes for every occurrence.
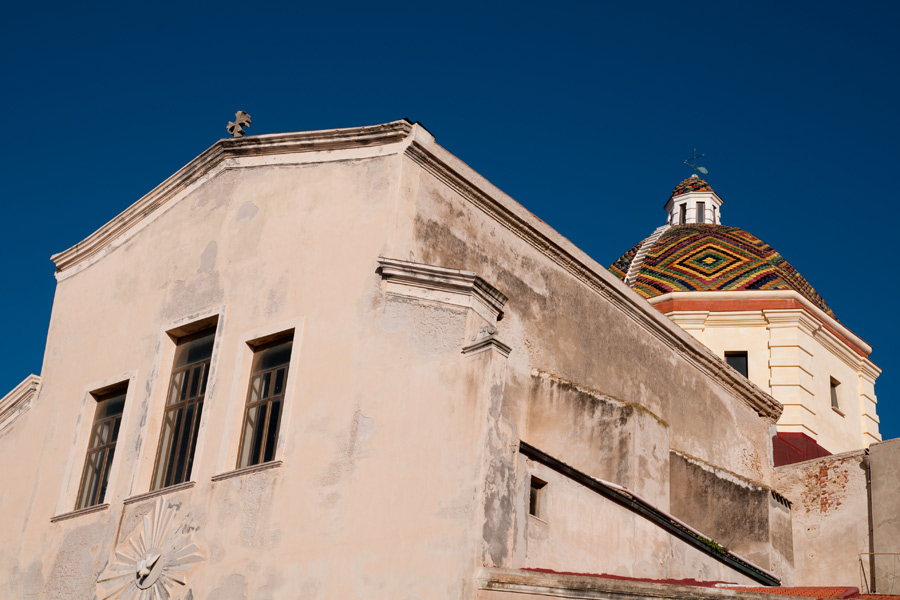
[378,296,467,357]
[44,521,106,600]
[801,461,851,514]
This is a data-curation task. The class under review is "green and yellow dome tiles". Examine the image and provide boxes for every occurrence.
[609,224,835,318]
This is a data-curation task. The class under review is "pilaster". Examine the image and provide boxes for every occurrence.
[859,359,882,444]
[765,310,818,438]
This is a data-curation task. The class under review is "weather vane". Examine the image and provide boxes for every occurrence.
[683,149,708,175]
[227,111,252,138]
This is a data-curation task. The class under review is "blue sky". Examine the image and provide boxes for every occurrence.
[2,1,899,440]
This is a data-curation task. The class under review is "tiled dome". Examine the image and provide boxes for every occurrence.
[671,175,714,199]
[609,224,834,318]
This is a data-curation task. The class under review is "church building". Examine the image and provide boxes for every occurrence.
[0,120,896,599]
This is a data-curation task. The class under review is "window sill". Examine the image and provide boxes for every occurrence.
[528,513,548,524]
[124,481,196,505]
[51,503,109,523]
[212,460,282,482]
[832,406,846,417]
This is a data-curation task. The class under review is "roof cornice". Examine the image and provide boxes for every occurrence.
[404,139,783,422]
[0,374,40,433]
[50,120,415,276]
[647,290,872,357]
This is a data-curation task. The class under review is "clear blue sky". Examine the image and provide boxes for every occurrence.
[3,1,899,440]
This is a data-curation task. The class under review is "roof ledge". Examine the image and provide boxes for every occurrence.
[0,375,40,433]
[648,290,873,358]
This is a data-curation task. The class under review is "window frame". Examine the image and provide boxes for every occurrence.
[830,377,842,413]
[529,476,548,519]
[725,351,749,378]
[74,384,128,510]
[150,327,217,491]
[236,334,294,469]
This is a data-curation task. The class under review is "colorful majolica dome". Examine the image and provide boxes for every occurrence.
[610,224,835,318]
[670,176,714,198]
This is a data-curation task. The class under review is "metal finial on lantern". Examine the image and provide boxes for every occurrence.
[683,149,709,175]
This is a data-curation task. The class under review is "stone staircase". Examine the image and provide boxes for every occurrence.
[624,225,670,287]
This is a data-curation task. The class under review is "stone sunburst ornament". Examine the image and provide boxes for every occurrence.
[97,497,203,599]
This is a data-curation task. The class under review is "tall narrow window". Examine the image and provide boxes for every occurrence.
[830,378,841,410]
[725,351,748,378]
[76,386,127,509]
[152,329,215,490]
[679,204,687,225]
[237,337,293,468]
[712,205,717,223]
[697,202,706,223]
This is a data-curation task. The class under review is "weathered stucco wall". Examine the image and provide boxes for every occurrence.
[513,455,759,584]
[522,371,670,510]
[0,122,794,598]
[401,151,777,490]
[400,144,789,581]
[0,145,502,598]
[669,451,793,581]
[773,450,869,587]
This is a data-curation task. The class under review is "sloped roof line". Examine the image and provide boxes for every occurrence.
[50,119,415,276]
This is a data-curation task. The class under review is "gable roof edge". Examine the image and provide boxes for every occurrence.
[50,119,415,276]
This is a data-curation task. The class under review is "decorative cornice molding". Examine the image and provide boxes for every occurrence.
[0,374,40,433]
[51,120,415,276]
[763,308,820,332]
[859,359,881,383]
[648,291,871,357]
[704,312,769,328]
[462,334,512,357]
[404,141,782,422]
[377,257,508,323]
[666,311,712,328]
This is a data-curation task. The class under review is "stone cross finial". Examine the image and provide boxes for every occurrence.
[227,111,252,137]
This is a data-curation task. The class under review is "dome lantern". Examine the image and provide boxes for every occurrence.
[664,174,723,226]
